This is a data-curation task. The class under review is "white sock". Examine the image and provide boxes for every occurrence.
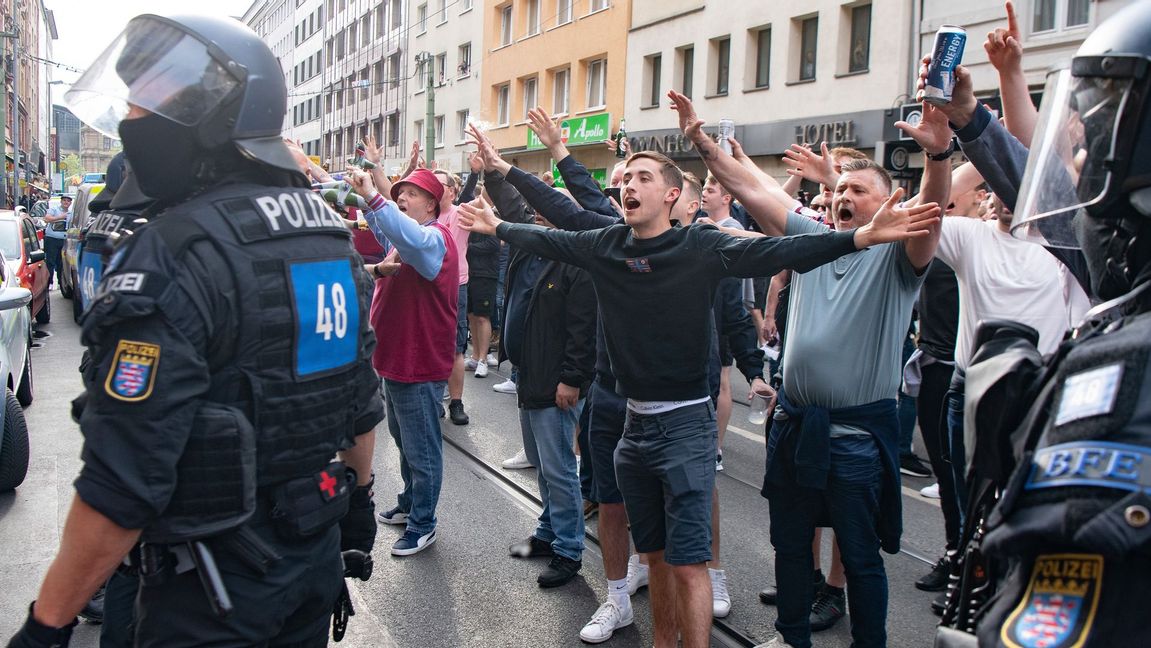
[608,578,629,606]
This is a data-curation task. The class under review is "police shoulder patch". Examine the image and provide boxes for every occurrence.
[104,340,161,402]
[1002,553,1104,648]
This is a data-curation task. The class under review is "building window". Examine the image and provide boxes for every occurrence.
[390,0,402,30]
[586,58,606,109]
[1034,0,1090,32]
[434,115,445,146]
[500,5,513,46]
[848,4,870,73]
[497,84,511,125]
[458,42,472,77]
[388,53,401,88]
[526,0,541,36]
[436,53,447,85]
[414,120,423,147]
[553,68,570,114]
[680,46,694,98]
[557,0,572,25]
[461,0,473,10]
[386,113,400,146]
[457,109,470,142]
[417,4,427,33]
[361,14,371,46]
[359,68,370,100]
[799,16,818,81]
[713,37,730,95]
[753,27,771,88]
[373,61,384,94]
[645,54,661,107]
[589,0,608,13]
[437,0,447,23]
[523,76,538,118]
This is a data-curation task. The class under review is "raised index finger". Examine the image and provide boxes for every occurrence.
[1005,1,1019,37]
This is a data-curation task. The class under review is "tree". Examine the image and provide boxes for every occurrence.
[59,153,83,178]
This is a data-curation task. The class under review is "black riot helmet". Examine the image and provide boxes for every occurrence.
[64,14,306,199]
[1011,2,1151,300]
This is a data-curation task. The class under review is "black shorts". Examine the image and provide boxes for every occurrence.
[588,379,626,504]
[467,277,497,317]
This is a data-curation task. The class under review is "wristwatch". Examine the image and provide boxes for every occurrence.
[926,140,956,161]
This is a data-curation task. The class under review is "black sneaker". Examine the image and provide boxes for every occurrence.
[538,555,582,587]
[79,584,106,624]
[809,584,846,632]
[931,590,948,616]
[900,454,932,478]
[448,400,469,425]
[759,569,826,606]
[509,535,554,559]
[915,554,952,592]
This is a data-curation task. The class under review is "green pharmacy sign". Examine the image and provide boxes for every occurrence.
[528,113,612,151]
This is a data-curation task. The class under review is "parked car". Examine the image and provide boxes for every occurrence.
[82,172,106,185]
[0,210,50,325]
[60,183,104,302]
[0,249,34,491]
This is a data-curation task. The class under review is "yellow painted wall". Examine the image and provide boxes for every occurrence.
[481,0,631,158]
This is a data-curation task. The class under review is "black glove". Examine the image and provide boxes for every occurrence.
[339,474,376,554]
[8,602,76,648]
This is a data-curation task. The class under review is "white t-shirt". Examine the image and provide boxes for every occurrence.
[936,218,1091,369]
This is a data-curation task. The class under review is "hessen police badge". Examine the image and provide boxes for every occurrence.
[105,340,161,402]
[1002,554,1103,648]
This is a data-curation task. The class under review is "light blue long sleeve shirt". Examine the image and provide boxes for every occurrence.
[361,193,447,281]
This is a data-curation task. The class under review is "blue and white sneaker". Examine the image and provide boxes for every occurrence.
[377,506,409,526]
[392,528,437,556]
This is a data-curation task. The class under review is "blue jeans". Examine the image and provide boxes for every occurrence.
[768,436,887,648]
[384,379,446,535]
[520,402,586,561]
[898,335,918,457]
[44,236,64,284]
[946,389,967,527]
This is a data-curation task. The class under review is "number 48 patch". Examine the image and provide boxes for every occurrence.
[289,259,360,377]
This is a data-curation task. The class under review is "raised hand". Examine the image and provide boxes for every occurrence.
[466,124,511,175]
[361,134,382,164]
[985,1,1023,72]
[345,167,377,199]
[283,138,310,174]
[895,102,953,157]
[782,143,838,188]
[667,90,705,142]
[527,107,564,150]
[457,196,503,236]
[401,140,421,177]
[467,151,483,174]
[854,188,942,247]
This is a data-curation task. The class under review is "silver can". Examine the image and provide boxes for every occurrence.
[718,119,735,155]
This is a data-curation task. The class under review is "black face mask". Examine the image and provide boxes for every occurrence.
[118,113,203,203]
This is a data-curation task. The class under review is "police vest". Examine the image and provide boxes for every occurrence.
[156,184,382,488]
[977,311,1151,648]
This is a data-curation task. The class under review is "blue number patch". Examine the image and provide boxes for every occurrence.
[289,259,360,377]
[78,251,104,312]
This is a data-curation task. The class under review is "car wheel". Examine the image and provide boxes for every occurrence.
[60,279,73,300]
[15,340,32,407]
[34,290,50,324]
[72,289,83,324]
[0,389,29,491]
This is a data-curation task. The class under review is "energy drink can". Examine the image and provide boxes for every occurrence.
[924,25,966,105]
[718,119,735,155]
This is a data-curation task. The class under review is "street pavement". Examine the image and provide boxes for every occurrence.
[0,290,949,646]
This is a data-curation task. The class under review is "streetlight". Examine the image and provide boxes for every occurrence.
[48,80,66,194]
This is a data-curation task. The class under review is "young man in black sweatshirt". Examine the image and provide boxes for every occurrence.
[459,147,940,648]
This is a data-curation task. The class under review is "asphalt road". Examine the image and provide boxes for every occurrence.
[0,290,950,647]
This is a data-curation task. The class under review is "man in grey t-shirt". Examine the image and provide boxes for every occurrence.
[671,90,953,648]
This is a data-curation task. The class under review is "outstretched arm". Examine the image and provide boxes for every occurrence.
[895,101,951,271]
[668,90,789,236]
[985,1,1038,147]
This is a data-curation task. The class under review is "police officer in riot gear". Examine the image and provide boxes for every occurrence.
[936,3,1151,647]
[7,14,382,647]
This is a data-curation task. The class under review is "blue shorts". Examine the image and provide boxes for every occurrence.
[615,401,717,565]
[455,283,468,354]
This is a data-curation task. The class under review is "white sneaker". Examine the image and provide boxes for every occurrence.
[464,357,479,370]
[709,568,731,618]
[752,637,797,648]
[474,362,489,378]
[626,554,649,595]
[492,379,517,394]
[486,353,499,367]
[502,448,532,470]
[920,482,940,499]
[579,599,634,644]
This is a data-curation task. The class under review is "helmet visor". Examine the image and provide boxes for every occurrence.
[1012,67,1133,247]
[64,16,241,137]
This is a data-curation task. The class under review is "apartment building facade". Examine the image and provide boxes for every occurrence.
[623,0,914,184]
[406,0,484,176]
[482,0,631,181]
